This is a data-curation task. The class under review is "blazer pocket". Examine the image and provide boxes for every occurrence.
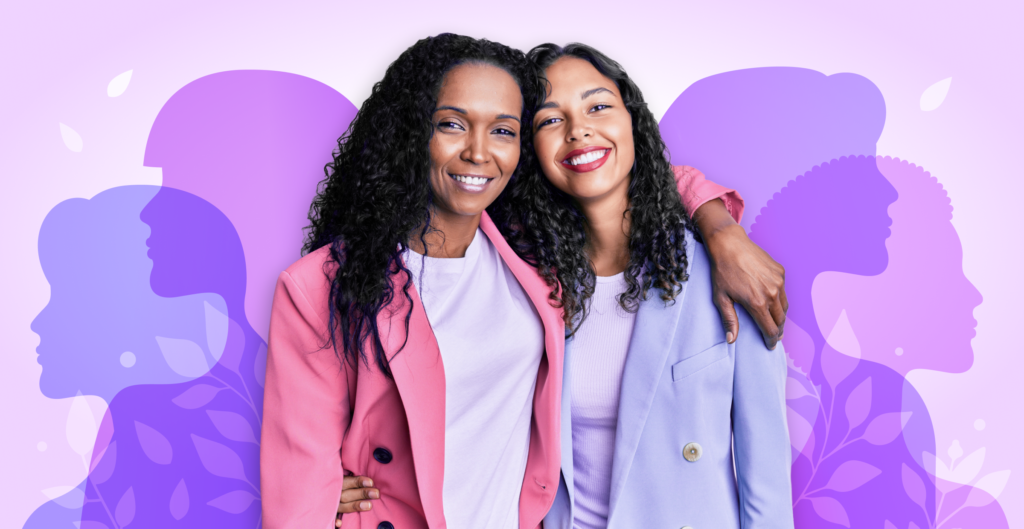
[672,342,729,382]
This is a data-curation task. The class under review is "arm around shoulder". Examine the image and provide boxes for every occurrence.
[261,267,352,529]
[730,307,795,528]
[673,164,745,223]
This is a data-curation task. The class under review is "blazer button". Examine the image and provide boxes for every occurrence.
[683,442,702,462]
[377,522,395,529]
[373,447,393,464]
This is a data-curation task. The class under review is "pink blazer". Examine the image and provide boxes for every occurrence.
[260,166,739,529]
[261,213,565,529]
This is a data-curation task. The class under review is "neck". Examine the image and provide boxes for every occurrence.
[407,209,482,258]
[577,186,631,277]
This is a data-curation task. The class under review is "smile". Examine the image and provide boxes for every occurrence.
[561,147,610,173]
[448,172,494,193]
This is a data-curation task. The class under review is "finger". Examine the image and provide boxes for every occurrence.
[769,292,786,331]
[342,475,374,490]
[779,281,789,314]
[713,293,740,344]
[340,487,380,503]
[745,297,780,350]
[337,499,374,514]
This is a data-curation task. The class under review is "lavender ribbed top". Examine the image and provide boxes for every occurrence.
[570,272,637,529]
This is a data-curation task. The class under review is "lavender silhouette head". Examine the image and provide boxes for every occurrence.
[812,157,982,375]
[749,155,897,348]
[143,70,357,338]
[31,185,222,402]
[659,67,885,229]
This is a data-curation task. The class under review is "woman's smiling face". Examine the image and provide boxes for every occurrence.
[533,57,635,203]
[428,62,523,221]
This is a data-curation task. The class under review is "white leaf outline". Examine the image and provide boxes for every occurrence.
[107,69,133,97]
[67,393,97,458]
[950,447,985,485]
[156,336,211,378]
[204,300,229,362]
[920,77,952,111]
[59,123,83,152]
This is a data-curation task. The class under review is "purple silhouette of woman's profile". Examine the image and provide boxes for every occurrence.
[811,157,1006,528]
[25,185,224,529]
[28,70,356,528]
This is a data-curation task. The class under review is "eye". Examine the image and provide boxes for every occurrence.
[590,104,611,112]
[437,120,465,131]
[493,127,517,137]
[535,116,562,129]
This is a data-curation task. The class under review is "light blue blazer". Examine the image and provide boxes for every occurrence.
[544,231,794,529]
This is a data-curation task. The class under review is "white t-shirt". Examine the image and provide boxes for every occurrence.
[569,272,637,529]
[404,228,545,529]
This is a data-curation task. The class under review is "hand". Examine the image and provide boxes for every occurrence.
[335,475,379,527]
[694,200,787,349]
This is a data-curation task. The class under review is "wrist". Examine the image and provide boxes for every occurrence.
[694,199,740,240]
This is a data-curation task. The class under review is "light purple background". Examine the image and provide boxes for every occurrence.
[1,0,1021,526]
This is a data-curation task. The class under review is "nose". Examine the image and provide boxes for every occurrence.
[566,117,593,143]
[461,128,491,165]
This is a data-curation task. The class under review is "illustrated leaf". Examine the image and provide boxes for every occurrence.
[884,521,897,529]
[90,441,117,485]
[156,336,210,378]
[254,343,267,389]
[59,123,83,152]
[966,470,1010,507]
[80,522,111,529]
[207,490,259,514]
[106,69,133,97]
[218,319,246,373]
[951,447,985,485]
[191,434,248,481]
[908,523,920,529]
[902,463,926,510]
[115,486,135,527]
[862,412,912,445]
[948,439,964,466]
[823,460,881,492]
[787,406,814,452]
[786,377,814,400]
[844,377,872,430]
[820,346,858,391]
[170,479,189,520]
[67,393,97,456]
[207,410,259,445]
[42,485,85,509]
[920,77,952,111]
[172,384,222,409]
[809,496,850,527]
[135,421,173,465]
[205,301,229,362]
[825,309,861,359]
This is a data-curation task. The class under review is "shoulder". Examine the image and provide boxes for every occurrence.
[672,164,705,181]
[276,245,336,315]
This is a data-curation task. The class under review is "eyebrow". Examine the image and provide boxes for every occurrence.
[537,86,615,110]
[434,106,521,124]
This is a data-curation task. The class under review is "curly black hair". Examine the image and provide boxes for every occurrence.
[491,43,694,334]
[304,33,541,377]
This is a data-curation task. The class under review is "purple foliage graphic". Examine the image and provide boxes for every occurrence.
[27,71,357,528]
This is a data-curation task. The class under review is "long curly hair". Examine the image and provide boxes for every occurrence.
[304,33,540,377]
[491,43,693,334]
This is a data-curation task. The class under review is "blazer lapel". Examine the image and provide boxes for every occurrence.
[479,213,565,528]
[381,268,448,528]
[607,234,696,516]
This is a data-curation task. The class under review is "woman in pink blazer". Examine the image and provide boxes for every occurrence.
[262,34,781,529]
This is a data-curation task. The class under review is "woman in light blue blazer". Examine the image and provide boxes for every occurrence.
[520,43,794,529]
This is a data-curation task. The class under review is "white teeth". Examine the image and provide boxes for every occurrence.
[569,149,608,165]
[452,174,488,185]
